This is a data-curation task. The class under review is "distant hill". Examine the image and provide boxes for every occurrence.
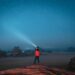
[66,47,75,52]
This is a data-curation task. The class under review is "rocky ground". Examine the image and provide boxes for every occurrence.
[0,64,75,75]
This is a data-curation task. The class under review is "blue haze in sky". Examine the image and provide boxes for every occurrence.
[0,0,75,50]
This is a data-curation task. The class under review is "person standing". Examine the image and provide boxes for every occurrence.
[34,47,40,64]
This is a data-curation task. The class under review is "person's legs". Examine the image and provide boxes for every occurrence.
[36,56,40,64]
[34,56,40,64]
[33,57,36,64]
[38,57,40,63]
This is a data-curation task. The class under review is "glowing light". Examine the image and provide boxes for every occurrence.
[8,27,37,48]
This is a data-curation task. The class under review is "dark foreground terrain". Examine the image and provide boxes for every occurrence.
[0,64,75,75]
[0,53,75,75]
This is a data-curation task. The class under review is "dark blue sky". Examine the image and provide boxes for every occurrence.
[0,0,75,50]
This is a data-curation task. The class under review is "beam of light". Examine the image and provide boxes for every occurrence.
[8,27,37,48]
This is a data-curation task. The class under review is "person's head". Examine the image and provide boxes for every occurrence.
[36,47,39,51]
[36,46,39,49]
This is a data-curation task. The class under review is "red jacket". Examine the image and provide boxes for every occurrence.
[35,50,40,57]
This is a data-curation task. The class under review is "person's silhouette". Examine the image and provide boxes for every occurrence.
[34,47,40,64]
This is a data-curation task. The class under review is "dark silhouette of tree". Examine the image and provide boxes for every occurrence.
[67,47,75,52]
[11,46,22,57]
[68,57,75,71]
[0,49,7,57]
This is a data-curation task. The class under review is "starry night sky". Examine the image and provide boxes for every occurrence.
[0,0,75,50]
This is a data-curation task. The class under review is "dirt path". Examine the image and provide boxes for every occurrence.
[0,64,75,75]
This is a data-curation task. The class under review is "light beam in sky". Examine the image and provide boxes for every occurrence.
[8,27,37,48]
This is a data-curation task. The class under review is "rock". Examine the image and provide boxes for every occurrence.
[0,65,75,75]
[68,57,75,71]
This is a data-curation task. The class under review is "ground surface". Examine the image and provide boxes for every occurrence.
[0,53,75,70]
[0,64,75,75]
